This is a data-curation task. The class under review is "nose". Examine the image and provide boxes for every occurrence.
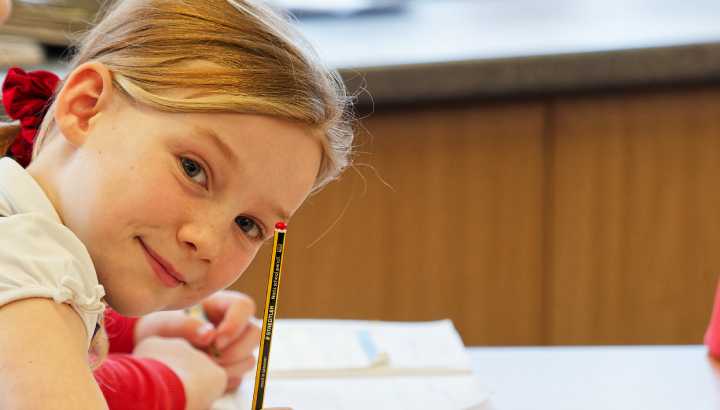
[177,221,225,263]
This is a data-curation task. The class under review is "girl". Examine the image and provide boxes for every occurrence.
[0,0,352,409]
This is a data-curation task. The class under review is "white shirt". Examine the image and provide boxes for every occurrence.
[0,157,105,350]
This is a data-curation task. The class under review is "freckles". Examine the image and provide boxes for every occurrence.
[215,253,255,286]
[98,181,182,234]
[137,167,188,213]
[144,190,190,222]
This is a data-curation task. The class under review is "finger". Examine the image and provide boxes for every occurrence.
[224,355,256,378]
[201,290,255,325]
[140,310,215,346]
[191,320,218,348]
[225,375,243,393]
[214,322,261,365]
[203,293,256,350]
[154,312,217,348]
[223,355,255,392]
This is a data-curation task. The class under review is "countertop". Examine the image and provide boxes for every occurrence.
[6,0,720,105]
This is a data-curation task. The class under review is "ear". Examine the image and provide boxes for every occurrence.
[53,61,114,147]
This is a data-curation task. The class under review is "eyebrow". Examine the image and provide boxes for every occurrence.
[261,207,291,241]
[194,125,238,167]
[194,125,291,224]
[272,208,290,224]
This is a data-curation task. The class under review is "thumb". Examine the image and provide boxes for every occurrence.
[149,312,216,347]
[185,318,217,347]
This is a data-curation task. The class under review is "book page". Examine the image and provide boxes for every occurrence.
[269,322,387,373]
[268,319,472,377]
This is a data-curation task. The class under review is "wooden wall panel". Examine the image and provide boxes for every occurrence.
[229,85,720,346]
[549,88,720,344]
[231,102,547,346]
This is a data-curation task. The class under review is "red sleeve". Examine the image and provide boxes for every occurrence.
[705,278,720,359]
[94,354,187,410]
[104,307,140,354]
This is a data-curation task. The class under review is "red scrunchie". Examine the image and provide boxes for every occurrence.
[2,67,60,167]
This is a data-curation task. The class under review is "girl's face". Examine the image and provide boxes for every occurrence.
[35,92,322,316]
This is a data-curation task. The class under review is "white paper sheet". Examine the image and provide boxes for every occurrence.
[211,319,490,410]
[268,319,472,377]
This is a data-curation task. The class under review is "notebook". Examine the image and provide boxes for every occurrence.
[268,319,473,377]
[211,319,491,410]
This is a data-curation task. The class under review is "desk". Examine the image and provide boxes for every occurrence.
[469,345,720,410]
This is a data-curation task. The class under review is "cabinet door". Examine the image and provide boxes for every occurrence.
[234,101,547,346]
[549,88,720,344]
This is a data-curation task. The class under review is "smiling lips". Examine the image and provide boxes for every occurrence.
[139,238,186,288]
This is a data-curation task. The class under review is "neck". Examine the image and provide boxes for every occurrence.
[25,135,73,226]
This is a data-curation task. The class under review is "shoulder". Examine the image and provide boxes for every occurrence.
[0,213,105,348]
[0,187,12,217]
[0,212,93,265]
[0,213,97,286]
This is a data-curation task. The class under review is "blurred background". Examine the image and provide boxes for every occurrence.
[2,0,720,347]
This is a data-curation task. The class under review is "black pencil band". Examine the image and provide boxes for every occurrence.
[252,222,287,410]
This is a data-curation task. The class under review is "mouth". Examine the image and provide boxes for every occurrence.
[138,238,186,288]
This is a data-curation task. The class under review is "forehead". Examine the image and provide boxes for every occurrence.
[185,112,319,161]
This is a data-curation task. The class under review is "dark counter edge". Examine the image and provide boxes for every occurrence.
[4,41,720,117]
[339,42,720,108]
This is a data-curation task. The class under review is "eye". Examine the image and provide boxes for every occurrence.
[180,157,208,187]
[235,216,264,241]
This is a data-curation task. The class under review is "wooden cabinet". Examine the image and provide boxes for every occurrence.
[233,86,720,346]
[549,88,720,344]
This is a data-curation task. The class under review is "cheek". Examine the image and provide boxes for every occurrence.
[128,183,183,220]
[69,158,186,248]
[210,245,261,289]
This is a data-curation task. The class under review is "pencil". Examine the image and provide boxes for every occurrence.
[251,221,288,410]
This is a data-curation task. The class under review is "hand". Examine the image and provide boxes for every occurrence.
[134,337,227,410]
[134,290,261,392]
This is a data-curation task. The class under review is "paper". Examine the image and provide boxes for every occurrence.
[213,374,491,410]
[211,319,490,410]
[268,319,473,377]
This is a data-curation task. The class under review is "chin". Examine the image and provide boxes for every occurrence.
[102,291,157,317]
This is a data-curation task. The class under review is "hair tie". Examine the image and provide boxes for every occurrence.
[1,67,60,167]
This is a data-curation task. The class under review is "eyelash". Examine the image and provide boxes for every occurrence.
[180,156,209,188]
[235,216,266,242]
[178,156,266,241]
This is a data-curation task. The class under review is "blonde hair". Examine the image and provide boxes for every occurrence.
[3,0,354,369]
[31,0,353,191]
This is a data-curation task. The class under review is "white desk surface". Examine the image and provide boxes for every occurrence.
[469,345,720,410]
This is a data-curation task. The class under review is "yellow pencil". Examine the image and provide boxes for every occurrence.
[252,221,288,410]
